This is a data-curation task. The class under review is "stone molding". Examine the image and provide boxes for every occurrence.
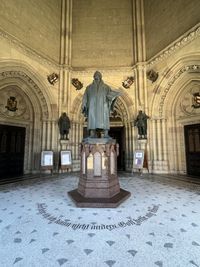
[69,67,135,76]
[158,65,200,116]
[0,28,59,68]
[1,22,199,73]
[147,23,200,67]
[0,28,134,73]
[0,70,49,119]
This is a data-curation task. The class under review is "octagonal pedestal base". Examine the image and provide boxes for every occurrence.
[68,188,131,208]
[68,138,131,208]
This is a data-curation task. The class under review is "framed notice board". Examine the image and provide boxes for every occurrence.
[133,150,144,169]
[41,151,53,168]
[61,150,72,166]
[60,150,72,171]
[40,151,54,175]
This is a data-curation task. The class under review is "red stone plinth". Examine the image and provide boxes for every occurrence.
[68,138,131,208]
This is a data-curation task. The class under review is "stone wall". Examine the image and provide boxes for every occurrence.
[0,0,61,63]
[146,26,200,174]
[71,0,134,67]
[0,0,199,175]
[144,0,200,60]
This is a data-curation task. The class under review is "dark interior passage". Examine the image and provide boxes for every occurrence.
[0,124,25,179]
[184,123,200,177]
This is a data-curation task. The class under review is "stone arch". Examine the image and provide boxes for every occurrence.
[163,69,200,174]
[150,55,200,174]
[0,62,53,119]
[70,89,135,171]
[151,55,200,118]
[70,89,134,125]
[0,64,55,174]
[70,93,84,123]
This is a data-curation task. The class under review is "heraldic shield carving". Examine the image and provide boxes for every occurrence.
[192,92,200,109]
[5,96,18,112]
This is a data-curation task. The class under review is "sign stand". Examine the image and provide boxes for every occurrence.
[132,149,145,175]
[40,151,54,175]
[60,150,72,173]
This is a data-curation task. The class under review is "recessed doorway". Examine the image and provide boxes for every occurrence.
[184,123,200,177]
[0,124,26,179]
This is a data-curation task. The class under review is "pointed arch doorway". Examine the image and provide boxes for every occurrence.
[0,67,53,178]
[71,89,134,172]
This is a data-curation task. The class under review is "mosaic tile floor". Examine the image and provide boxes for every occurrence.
[0,172,200,267]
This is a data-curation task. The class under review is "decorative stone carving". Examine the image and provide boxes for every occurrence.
[0,87,29,119]
[0,70,49,119]
[192,92,200,108]
[5,96,18,112]
[179,85,200,115]
[71,78,83,90]
[122,76,134,89]
[147,69,159,83]
[47,73,59,85]
[159,65,200,116]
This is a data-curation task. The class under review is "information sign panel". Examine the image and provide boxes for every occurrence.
[60,150,72,166]
[133,150,144,169]
[41,151,53,167]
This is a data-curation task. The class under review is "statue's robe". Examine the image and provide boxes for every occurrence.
[82,80,120,130]
[58,114,70,135]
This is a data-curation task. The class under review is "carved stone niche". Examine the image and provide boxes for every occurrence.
[68,139,130,208]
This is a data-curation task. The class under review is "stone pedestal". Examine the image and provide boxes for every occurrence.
[68,138,130,208]
[60,139,68,150]
[136,139,148,173]
[137,139,147,150]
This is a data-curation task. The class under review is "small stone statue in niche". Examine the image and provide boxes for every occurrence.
[58,112,71,140]
[134,110,150,139]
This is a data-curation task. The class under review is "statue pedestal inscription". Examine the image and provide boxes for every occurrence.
[68,138,130,208]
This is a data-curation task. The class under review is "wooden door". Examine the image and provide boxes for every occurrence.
[184,124,200,177]
[0,125,26,179]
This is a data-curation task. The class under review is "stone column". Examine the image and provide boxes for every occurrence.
[42,120,47,150]
[152,118,169,173]
[46,120,51,150]
[59,0,73,113]
[132,0,147,110]
[157,119,162,161]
